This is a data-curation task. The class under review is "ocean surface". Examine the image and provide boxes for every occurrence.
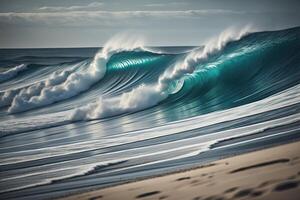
[0,27,300,199]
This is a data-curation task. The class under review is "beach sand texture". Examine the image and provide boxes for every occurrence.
[61,141,300,200]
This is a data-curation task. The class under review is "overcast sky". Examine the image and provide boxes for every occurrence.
[0,0,299,48]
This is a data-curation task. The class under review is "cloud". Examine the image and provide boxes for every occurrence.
[38,2,103,12]
[145,2,188,7]
[0,9,249,30]
[0,9,246,27]
[144,4,165,7]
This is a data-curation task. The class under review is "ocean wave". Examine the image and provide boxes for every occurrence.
[0,64,27,83]
[1,34,148,114]
[70,26,252,121]
[1,27,298,126]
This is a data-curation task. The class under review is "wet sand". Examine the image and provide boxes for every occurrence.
[60,141,300,200]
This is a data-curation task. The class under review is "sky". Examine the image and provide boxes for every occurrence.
[0,0,299,48]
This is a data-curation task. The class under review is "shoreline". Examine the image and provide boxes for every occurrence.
[60,140,300,200]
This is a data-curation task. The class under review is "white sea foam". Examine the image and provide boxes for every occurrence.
[0,65,74,107]
[0,89,19,107]
[0,64,83,108]
[7,59,105,113]
[71,84,167,120]
[0,64,27,82]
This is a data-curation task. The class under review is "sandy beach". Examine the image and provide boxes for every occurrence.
[60,141,300,200]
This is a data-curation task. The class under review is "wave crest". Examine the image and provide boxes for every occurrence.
[157,26,252,92]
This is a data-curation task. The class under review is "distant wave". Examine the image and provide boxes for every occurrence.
[0,64,27,83]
